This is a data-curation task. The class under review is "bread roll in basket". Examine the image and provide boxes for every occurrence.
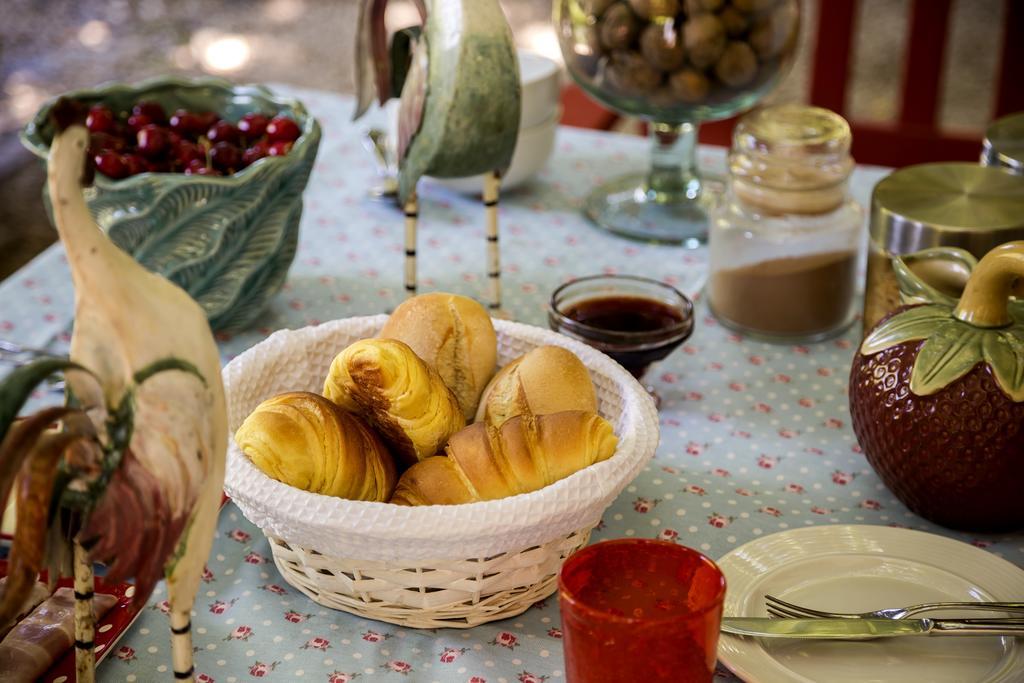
[223,315,659,628]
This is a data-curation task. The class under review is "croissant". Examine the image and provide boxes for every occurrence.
[391,410,618,505]
[235,391,397,501]
[476,345,598,426]
[379,292,498,418]
[323,338,466,465]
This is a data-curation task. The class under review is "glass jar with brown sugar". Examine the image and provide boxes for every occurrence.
[707,104,863,342]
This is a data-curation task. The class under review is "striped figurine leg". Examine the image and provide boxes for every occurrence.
[484,171,502,312]
[403,191,419,300]
[73,541,96,683]
[170,608,195,681]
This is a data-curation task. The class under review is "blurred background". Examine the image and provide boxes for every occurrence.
[0,0,1011,279]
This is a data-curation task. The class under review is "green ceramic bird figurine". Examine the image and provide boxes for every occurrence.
[354,0,522,312]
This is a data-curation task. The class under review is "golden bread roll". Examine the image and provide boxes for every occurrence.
[235,391,397,501]
[390,410,618,505]
[379,292,497,418]
[475,345,598,426]
[387,456,477,506]
[323,338,466,465]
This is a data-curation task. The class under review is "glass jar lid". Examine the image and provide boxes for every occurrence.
[729,104,855,214]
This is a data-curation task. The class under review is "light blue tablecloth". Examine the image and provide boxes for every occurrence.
[2,86,1020,683]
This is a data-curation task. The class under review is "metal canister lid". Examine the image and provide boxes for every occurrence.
[982,112,1024,174]
[870,162,1024,256]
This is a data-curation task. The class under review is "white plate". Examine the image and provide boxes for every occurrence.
[717,525,1024,683]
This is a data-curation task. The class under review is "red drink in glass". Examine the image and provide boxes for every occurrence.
[558,539,726,683]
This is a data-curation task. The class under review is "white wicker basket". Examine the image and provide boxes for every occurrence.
[223,315,659,628]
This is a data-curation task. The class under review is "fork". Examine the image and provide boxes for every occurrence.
[0,339,56,359]
[0,339,68,393]
[765,594,1024,620]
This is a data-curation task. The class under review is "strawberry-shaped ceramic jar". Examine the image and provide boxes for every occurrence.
[850,242,1024,531]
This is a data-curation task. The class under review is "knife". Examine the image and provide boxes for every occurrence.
[722,617,1024,640]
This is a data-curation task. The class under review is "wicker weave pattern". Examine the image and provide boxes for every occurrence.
[269,529,592,628]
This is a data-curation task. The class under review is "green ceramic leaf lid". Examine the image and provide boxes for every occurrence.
[861,241,1024,402]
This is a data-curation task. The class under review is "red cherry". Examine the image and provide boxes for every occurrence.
[173,140,205,167]
[127,113,153,132]
[123,153,148,176]
[86,105,117,134]
[209,142,241,171]
[94,151,129,179]
[238,113,269,139]
[136,125,170,158]
[132,100,167,125]
[88,132,125,156]
[206,121,241,146]
[266,116,300,144]
[197,111,220,130]
[170,110,203,137]
[242,141,268,166]
[267,140,292,157]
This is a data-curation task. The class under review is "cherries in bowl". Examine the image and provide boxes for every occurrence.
[22,76,322,333]
[73,97,303,180]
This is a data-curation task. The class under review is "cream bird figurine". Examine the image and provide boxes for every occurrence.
[0,103,226,682]
[353,0,521,311]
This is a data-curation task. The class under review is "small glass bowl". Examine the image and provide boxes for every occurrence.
[548,274,694,379]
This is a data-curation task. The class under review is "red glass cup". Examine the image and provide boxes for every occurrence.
[558,539,727,683]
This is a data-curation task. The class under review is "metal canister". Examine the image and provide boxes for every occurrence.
[863,163,1024,333]
[982,112,1024,175]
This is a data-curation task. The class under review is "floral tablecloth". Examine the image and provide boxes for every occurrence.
[2,86,1021,683]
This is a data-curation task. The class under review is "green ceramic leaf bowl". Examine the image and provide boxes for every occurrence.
[20,76,322,333]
